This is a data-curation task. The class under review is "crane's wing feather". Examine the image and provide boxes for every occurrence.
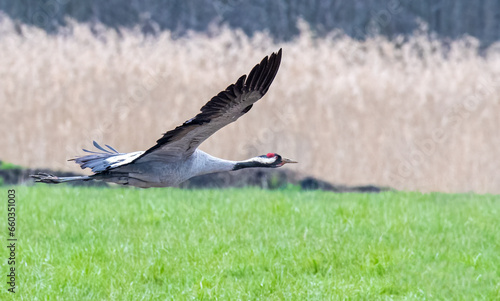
[134,49,282,163]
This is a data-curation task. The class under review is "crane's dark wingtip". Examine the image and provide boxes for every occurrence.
[259,49,282,94]
[265,49,282,61]
[275,48,282,58]
[269,49,282,62]
[246,49,282,93]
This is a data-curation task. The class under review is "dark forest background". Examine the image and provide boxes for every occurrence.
[1,0,499,46]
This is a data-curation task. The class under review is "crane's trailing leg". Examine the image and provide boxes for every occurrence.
[31,173,92,184]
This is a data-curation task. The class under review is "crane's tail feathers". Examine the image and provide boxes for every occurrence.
[69,141,142,173]
[30,173,92,184]
[71,153,116,172]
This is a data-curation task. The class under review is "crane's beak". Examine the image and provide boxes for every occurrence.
[282,158,298,164]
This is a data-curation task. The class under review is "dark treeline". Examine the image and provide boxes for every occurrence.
[1,0,499,45]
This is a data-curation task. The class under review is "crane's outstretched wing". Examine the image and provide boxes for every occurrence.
[134,49,282,163]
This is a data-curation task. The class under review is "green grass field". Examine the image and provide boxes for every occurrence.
[2,186,499,300]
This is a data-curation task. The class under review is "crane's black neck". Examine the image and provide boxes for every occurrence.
[232,156,281,170]
[233,161,270,170]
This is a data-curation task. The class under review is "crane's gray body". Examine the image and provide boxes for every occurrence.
[96,149,236,188]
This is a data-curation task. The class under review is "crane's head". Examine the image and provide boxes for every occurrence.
[260,153,298,167]
[233,153,297,170]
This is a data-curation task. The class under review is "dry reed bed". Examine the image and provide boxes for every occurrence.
[1,20,500,193]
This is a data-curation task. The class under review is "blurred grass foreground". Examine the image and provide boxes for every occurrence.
[1,17,500,193]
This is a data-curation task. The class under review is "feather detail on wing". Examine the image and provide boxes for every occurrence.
[134,49,282,163]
